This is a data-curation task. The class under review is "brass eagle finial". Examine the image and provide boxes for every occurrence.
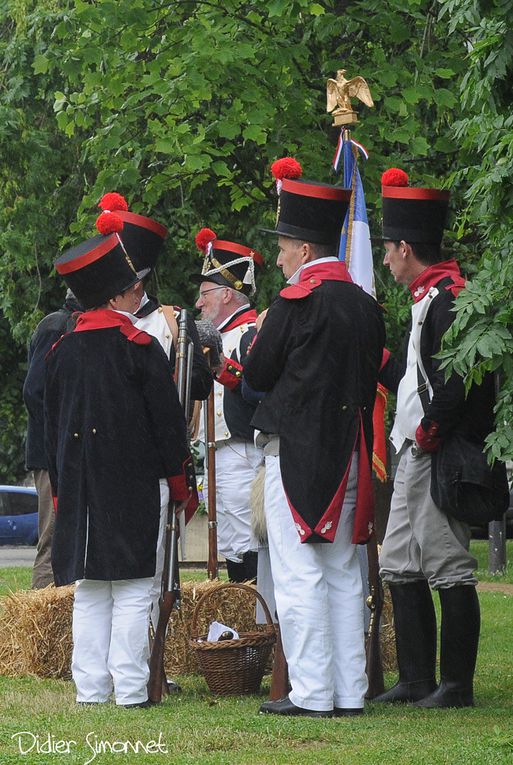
[326,69,374,126]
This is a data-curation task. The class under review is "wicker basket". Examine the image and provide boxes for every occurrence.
[190,582,276,696]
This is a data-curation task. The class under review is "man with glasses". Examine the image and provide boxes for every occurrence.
[191,228,263,582]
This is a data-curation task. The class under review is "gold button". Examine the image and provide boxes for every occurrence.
[235,371,241,377]
[224,431,229,437]
[342,405,347,411]
[217,410,222,416]
[73,433,79,439]
[158,306,163,313]
[92,428,97,434]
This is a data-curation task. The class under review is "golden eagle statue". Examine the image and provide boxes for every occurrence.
[326,69,374,125]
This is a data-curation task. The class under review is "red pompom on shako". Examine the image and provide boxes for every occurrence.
[96,211,124,235]
[195,227,217,254]
[271,157,303,181]
[381,168,409,187]
[98,192,129,212]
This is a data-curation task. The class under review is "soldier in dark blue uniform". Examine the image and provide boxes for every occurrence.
[245,165,385,717]
[45,213,193,707]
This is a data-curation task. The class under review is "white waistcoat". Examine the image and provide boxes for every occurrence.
[390,287,438,453]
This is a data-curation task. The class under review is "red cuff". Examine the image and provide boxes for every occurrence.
[216,358,243,390]
[167,474,189,501]
[380,348,391,371]
[52,496,58,512]
[415,420,441,453]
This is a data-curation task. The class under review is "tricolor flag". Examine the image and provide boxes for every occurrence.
[333,133,374,297]
[333,131,387,481]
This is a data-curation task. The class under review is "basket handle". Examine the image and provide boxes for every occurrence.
[190,582,275,640]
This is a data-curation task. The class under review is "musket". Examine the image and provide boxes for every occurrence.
[204,371,218,580]
[148,309,193,704]
[364,531,385,698]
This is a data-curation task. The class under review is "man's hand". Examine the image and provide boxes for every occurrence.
[256,309,268,332]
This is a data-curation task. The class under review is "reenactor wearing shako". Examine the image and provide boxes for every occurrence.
[46,211,194,708]
[95,192,211,636]
[244,158,385,717]
[191,228,264,582]
[375,168,497,708]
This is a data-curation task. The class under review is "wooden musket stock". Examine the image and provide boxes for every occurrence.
[364,532,385,699]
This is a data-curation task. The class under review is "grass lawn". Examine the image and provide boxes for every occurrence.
[0,546,512,765]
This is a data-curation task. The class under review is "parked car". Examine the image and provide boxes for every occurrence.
[0,485,38,545]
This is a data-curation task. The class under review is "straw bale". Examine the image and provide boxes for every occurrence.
[0,579,395,678]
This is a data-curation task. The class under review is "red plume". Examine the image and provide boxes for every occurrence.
[98,192,129,212]
[195,227,217,254]
[271,157,303,181]
[381,168,409,187]
[96,211,124,235]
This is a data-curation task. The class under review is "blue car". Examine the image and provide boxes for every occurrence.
[0,485,38,545]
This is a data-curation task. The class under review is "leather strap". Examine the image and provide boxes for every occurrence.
[160,305,179,349]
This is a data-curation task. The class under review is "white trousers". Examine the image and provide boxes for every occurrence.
[205,439,262,562]
[265,454,367,711]
[72,577,153,705]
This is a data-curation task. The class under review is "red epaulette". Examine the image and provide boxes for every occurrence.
[280,277,322,300]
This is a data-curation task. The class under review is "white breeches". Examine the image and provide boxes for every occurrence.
[204,439,262,563]
[72,577,153,705]
[264,453,368,711]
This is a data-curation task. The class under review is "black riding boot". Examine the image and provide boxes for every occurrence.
[374,581,437,703]
[415,585,480,708]
[242,550,258,582]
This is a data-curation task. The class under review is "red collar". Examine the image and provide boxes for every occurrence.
[280,260,352,300]
[221,307,257,333]
[74,309,151,345]
[408,259,465,303]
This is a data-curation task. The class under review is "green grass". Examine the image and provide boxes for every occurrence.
[472,540,513,584]
[1,554,513,764]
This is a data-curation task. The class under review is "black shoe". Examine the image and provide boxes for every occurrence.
[259,696,333,718]
[166,679,182,694]
[334,707,364,717]
[121,699,155,709]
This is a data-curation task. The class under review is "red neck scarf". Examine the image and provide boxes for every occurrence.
[408,259,465,303]
[74,309,151,344]
[298,260,353,284]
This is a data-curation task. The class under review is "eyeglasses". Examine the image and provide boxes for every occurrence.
[198,286,228,298]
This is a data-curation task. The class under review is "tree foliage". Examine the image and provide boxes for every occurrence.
[437,0,513,461]
[1,0,510,479]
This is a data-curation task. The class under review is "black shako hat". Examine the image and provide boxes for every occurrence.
[98,192,168,273]
[190,228,263,296]
[264,177,351,245]
[381,168,450,245]
[54,221,140,310]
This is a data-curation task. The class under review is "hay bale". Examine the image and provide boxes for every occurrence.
[0,579,396,679]
[0,585,74,678]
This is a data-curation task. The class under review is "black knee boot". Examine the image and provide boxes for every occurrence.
[374,581,437,703]
[242,550,257,582]
[415,585,480,708]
